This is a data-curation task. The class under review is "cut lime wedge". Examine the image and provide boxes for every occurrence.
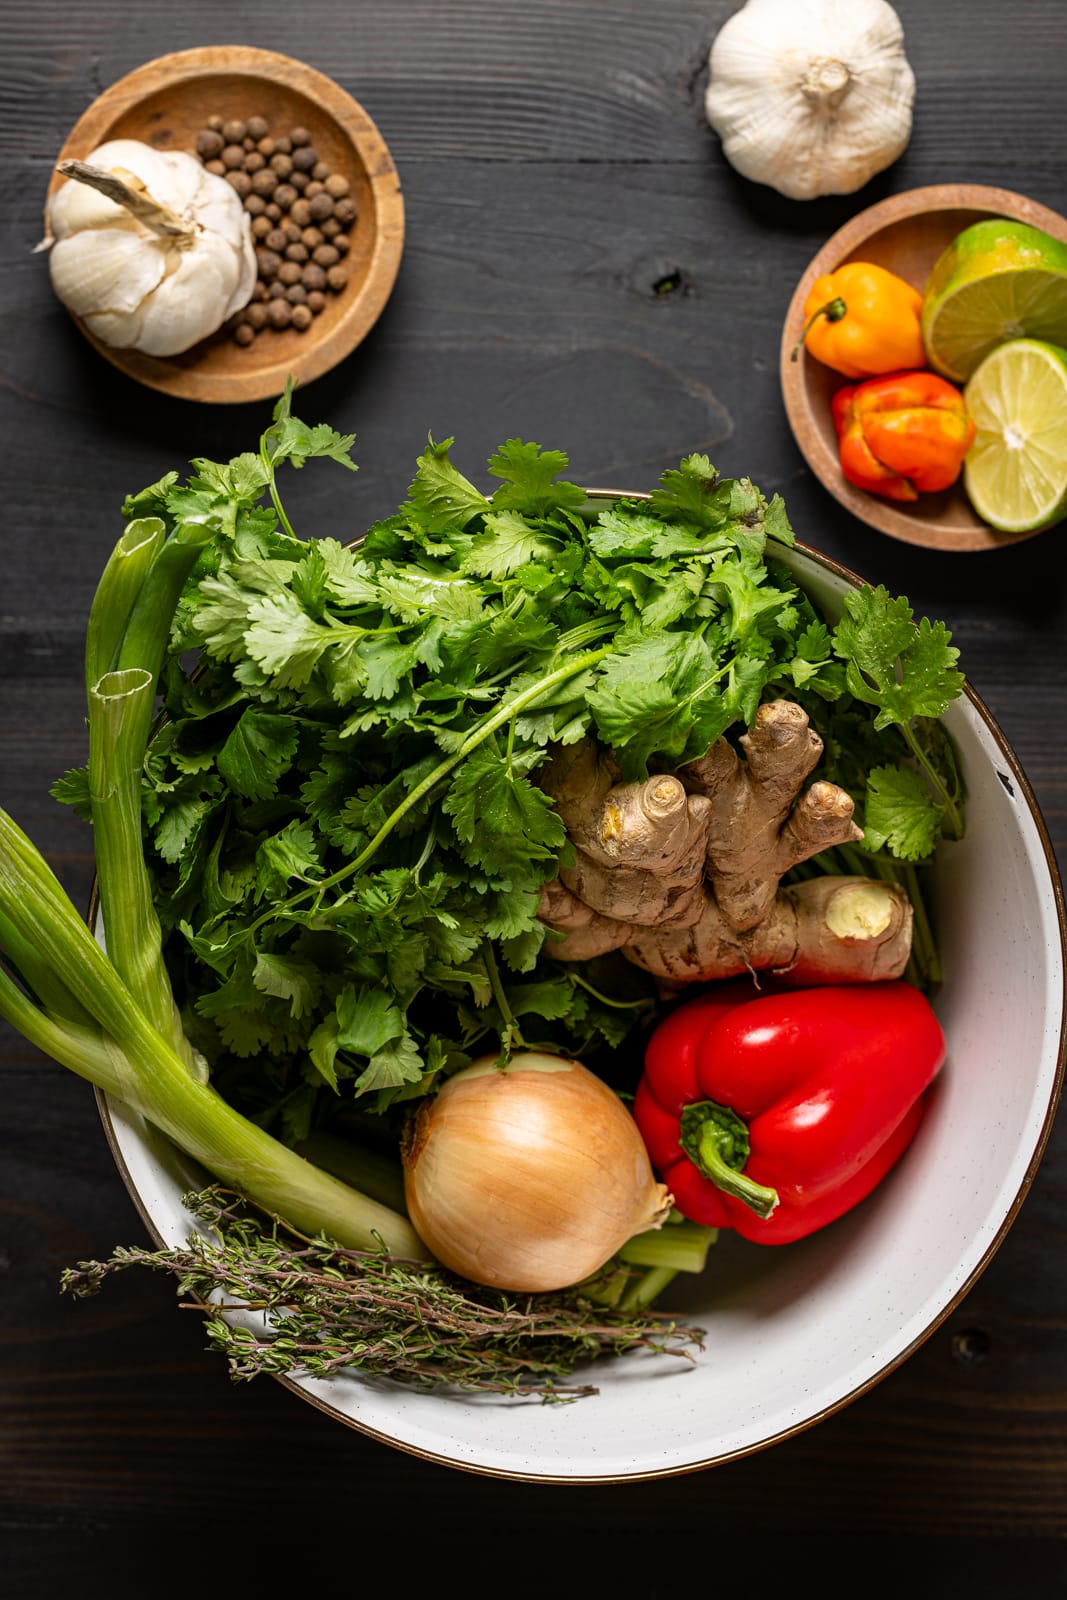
[922,220,1067,383]
[963,338,1067,533]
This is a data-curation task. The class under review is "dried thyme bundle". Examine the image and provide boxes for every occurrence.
[61,1188,705,1401]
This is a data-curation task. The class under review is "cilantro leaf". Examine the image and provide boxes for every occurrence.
[263,380,358,473]
[834,586,965,731]
[252,950,321,1019]
[217,710,301,801]
[487,439,587,516]
[462,510,565,578]
[862,764,944,862]
[443,742,567,882]
[404,436,489,531]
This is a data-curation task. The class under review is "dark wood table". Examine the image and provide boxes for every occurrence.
[3,1,1065,1584]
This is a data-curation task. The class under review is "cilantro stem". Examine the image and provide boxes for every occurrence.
[899,721,966,841]
[261,441,297,541]
[481,941,527,1051]
[256,644,615,926]
[569,972,656,1013]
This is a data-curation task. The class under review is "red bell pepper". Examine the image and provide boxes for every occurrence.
[831,371,976,503]
[632,980,946,1245]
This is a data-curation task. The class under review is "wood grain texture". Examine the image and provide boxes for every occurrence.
[2,0,1067,1577]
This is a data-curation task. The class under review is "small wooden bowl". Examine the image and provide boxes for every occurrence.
[780,185,1067,552]
[44,46,405,404]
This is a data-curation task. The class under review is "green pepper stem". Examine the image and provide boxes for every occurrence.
[696,1121,779,1220]
[790,296,847,362]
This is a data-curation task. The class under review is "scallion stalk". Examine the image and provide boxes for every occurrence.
[84,517,165,692]
[88,667,197,1074]
[0,806,428,1260]
[81,517,218,1077]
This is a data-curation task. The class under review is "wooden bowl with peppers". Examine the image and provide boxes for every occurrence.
[781,184,1067,552]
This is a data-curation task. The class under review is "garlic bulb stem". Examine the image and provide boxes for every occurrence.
[56,159,194,242]
[801,57,853,110]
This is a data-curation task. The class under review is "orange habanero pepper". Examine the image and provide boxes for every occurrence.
[793,261,925,379]
[831,371,977,503]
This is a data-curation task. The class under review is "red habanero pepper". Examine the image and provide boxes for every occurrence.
[632,980,946,1245]
[831,371,976,503]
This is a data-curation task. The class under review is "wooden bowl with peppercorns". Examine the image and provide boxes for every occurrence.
[44,46,404,404]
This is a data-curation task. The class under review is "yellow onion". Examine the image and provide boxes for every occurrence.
[401,1051,673,1293]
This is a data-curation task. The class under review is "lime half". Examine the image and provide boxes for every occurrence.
[963,338,1067,533]
[922,220,1067,382]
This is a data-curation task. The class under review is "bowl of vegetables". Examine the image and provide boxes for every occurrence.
[781,184,1067,551]
[2,395,1064,1481]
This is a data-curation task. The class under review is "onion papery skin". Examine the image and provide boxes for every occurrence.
[402,1051,673,1293]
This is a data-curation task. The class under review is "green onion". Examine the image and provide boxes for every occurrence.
[0,806,427,1259]
[0,503,428,1263]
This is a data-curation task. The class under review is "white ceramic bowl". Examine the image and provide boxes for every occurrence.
[96,537,1066,1482]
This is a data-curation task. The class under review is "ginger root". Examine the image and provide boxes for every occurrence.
[537,701,913,987]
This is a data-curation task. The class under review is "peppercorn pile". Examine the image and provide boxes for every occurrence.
[195,114,357,343]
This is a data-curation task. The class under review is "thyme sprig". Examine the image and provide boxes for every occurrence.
[61,1188,705,1401]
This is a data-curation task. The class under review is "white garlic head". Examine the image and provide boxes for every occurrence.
[46,139,256,357]
[705,0,916,202]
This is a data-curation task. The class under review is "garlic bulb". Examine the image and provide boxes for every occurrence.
[44,139,256,357]
[705,0,915,202]
[402,1052,673,1293]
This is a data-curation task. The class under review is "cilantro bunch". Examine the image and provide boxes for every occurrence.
[54,394,966,1146]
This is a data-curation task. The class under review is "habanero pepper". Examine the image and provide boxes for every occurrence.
[792,261,926,379]
[831,370,976,503]
[633,980,946,1245]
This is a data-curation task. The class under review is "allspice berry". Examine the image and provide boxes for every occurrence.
[197,110,356,350]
